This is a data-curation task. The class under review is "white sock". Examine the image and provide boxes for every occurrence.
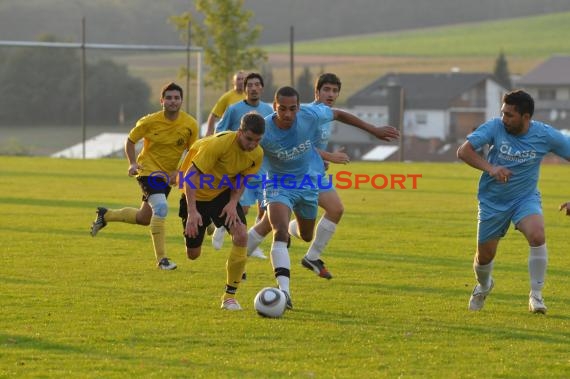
[529,244,547,298]
[277,276,290,295]
[271,241,290,294]
[306,217,337,261]
[474,259,494,290]
[247,227,265,256]
[288,219,301,239]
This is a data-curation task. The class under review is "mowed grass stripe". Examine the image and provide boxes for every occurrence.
[2,156,570,378]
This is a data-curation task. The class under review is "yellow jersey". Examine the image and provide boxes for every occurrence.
[179,131,263,201]
[211,90,246,118]
[128,110,198,176]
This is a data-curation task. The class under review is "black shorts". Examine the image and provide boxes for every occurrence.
[179,189,247,249]
[137,176,172,202]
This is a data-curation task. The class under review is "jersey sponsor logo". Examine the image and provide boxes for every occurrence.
[498,143,536,163]
[276,140,312,161]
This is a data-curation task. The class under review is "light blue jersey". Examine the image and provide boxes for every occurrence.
[304,101,333,151]
[262,104,333,182]
[469,118,570,242]
[215,100,273,133]
[261,104,334,217]
[304,101,335,192]
[468,118,570,212]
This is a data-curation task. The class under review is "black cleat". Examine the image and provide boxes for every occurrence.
[90,207,108,237]
[301,257,333,279]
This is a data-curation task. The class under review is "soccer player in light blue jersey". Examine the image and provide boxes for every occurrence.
[210,73,273,256]
[215,73,273,133]
[288,73,352,280]
[457,89,570,314]
[247,86,399,308]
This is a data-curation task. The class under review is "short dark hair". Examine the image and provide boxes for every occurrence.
[161,82,183,99]
[274,86,299,103]
[315,73,342,92]
[503,89,534,117]
[245,72,264,88]
[240,112,265,135]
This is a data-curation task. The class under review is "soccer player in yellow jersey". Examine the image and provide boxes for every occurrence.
[178,112,265,310]
[205,71,247,136]
[90,82,199,270]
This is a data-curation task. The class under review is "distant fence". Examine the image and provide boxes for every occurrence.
[0,25,203,159]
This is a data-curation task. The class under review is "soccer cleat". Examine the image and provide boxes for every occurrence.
[282,290,293,310]
[221,298,242,311]
[157,257,177,270]
[212,227,225,250]
[468,280,494,311]
[241,272,247,281]
[301,257,333,279]
[249,247,267,259]
[90,207,108,237]
[529,294,547,314]
[206,223,215,236]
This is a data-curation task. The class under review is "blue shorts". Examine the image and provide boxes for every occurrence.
[318,173,335,194]
[240,186,263,207]
[263,185,319,219]
[477,194,542,243]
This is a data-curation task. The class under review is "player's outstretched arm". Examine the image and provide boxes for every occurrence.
[332,108,399,142]
[318,148,350,164]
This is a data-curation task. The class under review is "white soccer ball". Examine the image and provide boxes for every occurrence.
[254,287,287,318]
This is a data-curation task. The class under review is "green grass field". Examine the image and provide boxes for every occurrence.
[265,12,570,58]
[2,157,570,378]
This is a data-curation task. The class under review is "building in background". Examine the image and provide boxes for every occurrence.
[341,72,507,161]
[516,55,570,131]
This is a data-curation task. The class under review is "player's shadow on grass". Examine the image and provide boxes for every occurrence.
[0,196,131,210]
[0,332,128,360]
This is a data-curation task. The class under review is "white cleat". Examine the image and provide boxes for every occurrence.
[249,247,267,259]
[221,298,242,311]
[529,294,547,314]
[468,280,494,311]
[212,227,225,250]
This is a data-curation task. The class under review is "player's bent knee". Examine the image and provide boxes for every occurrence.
[148,194,168,218]
[326,206,344,222]
[528,233,545,246]
[231,225,248,246]
[299,230,314,242]
[186,247,201,260]
[137,216,151,226]
[152,202,168,218]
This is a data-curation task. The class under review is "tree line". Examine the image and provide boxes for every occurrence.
[0,36,151,126]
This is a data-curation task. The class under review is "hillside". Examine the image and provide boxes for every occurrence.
[1,2,569,157]
[266,12,570,58]
[1,0,570,45]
